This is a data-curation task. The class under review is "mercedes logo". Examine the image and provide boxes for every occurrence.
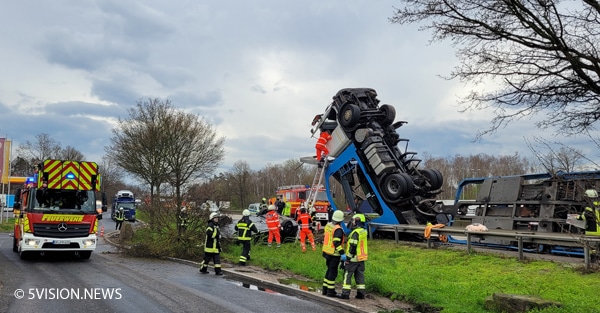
[57,222,68,232]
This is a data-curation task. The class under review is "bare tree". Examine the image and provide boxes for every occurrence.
[17,133,61,165]
[162,110,225,211]
[106,98,172,204]
[390,1,600,137]
[228,160,254,208]
[526,137,589,173]
[107,98,224,221]
[56,145,85,161]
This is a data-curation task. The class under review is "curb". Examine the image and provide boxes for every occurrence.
[166,256,368,313]
[102,229,370,312]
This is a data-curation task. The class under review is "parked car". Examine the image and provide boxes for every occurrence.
[247,203,261,215]
[224,208,299,243]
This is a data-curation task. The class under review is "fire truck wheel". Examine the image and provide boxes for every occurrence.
[379,104,396,125]
[380,173,413,203]
[338,103,361,130]
[12,237,18,252]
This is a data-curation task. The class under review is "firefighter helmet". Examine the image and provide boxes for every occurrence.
[353,213,366,223]
[243,209,251,216]
[300,207,307,213]
[332,210,344,222]
[209,212,219,220]
[268,205,276,211]
[585,189,598,198]
[119,207,124,211]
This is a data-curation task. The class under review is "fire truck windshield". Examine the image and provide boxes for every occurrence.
[32,189,96,213]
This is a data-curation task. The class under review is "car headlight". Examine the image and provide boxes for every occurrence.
[83,239,96,247]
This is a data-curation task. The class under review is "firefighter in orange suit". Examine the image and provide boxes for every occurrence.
[265,205,282,247]
[296,207,316,252]
[340,213,368,299]
[315,130,332,161]
[321,210,346,297]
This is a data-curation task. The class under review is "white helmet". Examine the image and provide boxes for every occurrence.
[585,189,598,198]
[268,205,276,211]
[209,212,219,220]
[243,209,251,216]
[119,207,124,211]
[332,210,344,222]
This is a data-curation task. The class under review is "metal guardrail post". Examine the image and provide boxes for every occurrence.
[467,233,472,254]
[584,243,590,270]
[517,236,524,261]
[394,225,399,243]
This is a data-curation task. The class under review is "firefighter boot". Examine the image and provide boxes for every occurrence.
[322,286,328,296]
[355,290,365,299]
[339,290,350,299]
[326,289,338,298]
[199,267,208,274]
[215,268,223,276]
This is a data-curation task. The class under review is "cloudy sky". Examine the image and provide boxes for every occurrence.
[1,1,597,176]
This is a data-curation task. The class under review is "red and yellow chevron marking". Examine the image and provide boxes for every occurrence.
[44,159,64,189]
[61,161,80,190]
[41,159,99,191]
[78,161,97,191]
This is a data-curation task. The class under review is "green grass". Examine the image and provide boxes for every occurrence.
[0,218,15,232]
[221,240,600,313]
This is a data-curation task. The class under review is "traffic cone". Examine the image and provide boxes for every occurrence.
[100,226,104,237]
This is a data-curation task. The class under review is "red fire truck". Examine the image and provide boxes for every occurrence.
[12,159,106,260]
[273,184,331,226]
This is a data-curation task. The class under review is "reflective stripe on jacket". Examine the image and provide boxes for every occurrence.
[296,213,312,229]
[582,206,600,236]
[346,227,368,262]
[235,217,258,240]
[204,221,221,253]
[265,211,281,230]
[322,223,344,256]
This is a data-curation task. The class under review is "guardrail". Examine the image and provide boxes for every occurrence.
[368,223,600,270]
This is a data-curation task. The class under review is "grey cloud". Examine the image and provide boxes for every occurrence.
[91,78,141,106]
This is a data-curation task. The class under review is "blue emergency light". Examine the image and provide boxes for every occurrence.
[65,172,76,179]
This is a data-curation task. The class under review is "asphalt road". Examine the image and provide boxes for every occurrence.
[0,213,341,313]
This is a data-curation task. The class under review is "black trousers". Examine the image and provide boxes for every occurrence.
[323,253,341,292]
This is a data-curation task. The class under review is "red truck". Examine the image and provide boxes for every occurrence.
[12,159,106,259]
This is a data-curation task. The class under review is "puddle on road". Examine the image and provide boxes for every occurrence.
[228,281,279,294]
[278,278,322,293]
[226,277,323,295]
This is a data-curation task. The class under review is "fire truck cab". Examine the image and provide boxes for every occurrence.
[12,159,106,260]
[274,184,331,225]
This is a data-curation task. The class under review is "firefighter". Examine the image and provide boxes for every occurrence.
[115,207,125,230]
[321,210,346,297]
[259,198,268,213]
[235,209,259,266]
[199,212,223,275]
[275,196,285,215]
[296,207,316,252]
[265,205,282,248]
[579,189,600,236]
[315,130,332,164]
[282,200,291,217]
[340,213,368,299]
[178,207,189,235]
